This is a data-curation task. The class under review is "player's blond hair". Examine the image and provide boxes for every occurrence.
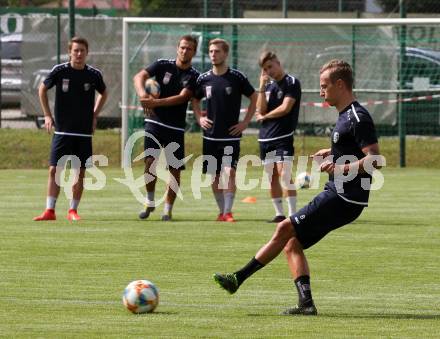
[208,38,229,53]
[320,59,353,89]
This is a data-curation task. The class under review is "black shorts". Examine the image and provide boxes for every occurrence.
[259,136,294,165]
[144,122,185,170]
[290,183,365,249]
[202,139,240,174]
[50,134,92,168]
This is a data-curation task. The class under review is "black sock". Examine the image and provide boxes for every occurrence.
[234,257,265,286]
[294,275,313,306]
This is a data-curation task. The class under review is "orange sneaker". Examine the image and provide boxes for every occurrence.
[216,213,225,222]
[67,209,81,221]
[33,209,56,221]
[223,213,236,222]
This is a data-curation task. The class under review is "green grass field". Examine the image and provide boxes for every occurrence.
[1,166,439,338]
[1,129,440,169]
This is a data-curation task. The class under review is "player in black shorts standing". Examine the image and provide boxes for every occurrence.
[193,38,257,222]
[133,35,200,221]
[256,51,301,223]
[213,60,382,315]
[33,36,107,221]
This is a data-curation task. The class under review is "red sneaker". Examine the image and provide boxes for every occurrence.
[216,213,225,222]
[67,209,81,221]
[223,213,236,222]
[33,209,56,221]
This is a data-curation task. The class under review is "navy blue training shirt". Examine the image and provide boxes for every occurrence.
[258,74,301,141]
[146,59,200,130]
[44,62,106,135]
[328,101,378,205]
[194,68,255,140]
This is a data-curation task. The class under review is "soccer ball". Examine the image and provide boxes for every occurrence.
[145,79,161,98]
[122,279,159,314]
[295,172,311,189]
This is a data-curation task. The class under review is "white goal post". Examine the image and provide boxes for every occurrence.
[121,17,440,166]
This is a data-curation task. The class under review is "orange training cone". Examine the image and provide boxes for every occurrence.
[242,196,257,203]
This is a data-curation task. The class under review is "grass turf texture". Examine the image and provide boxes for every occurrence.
[1,167,439,338]
[1,129,440,168]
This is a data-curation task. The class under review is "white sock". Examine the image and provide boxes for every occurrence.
[214,191,225,214]
[163,203,173,215]
[70,199,80,210]
[223,192,235,214]
[46,196,57,210]
[145,191,155,207]
[286,196,297,216]
[271,198,284,216]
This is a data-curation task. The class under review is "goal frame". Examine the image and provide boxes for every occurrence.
[122,17,440,167]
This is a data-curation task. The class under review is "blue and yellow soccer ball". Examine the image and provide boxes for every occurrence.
[145,79,161,98]
[295,172,311,189]
[122,279,159,314]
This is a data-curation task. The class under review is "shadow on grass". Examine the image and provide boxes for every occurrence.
[246,312,440,320]
[358,219,426,227]
[131,311,179,316]
[95,217,266,223]
[322,313,440,320]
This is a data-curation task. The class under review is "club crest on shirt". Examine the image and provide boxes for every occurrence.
[62,79,69,92]
[84,83,90,91]
[163,72,172,85]
[225,87,232,95]
[206,86,212,99]
[333,131,339,143]
[277,90,283,99]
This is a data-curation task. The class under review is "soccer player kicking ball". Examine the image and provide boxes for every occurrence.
[33,37,107,221]
[214,60,382,315]
[256,51,301,223]
[193,38,257,222]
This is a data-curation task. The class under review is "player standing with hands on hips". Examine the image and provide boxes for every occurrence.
[193,38,257,222]
[133,35,200,221]
[214,59,382,315]
[256,51,301,223]
[33,36,107,221]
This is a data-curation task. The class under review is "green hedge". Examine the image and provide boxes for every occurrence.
[0,129,439,169]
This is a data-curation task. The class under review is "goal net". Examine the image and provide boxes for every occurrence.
[122,17,440,158]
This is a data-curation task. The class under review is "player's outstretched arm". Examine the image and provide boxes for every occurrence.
[38,83,53,133]
[312,148,332,158]
[357,143,382,172]
[319,143,382,175]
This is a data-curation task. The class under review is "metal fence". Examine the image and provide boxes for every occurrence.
[3,1,440,129]
[129,0,440,19]
[18,16,122,129]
